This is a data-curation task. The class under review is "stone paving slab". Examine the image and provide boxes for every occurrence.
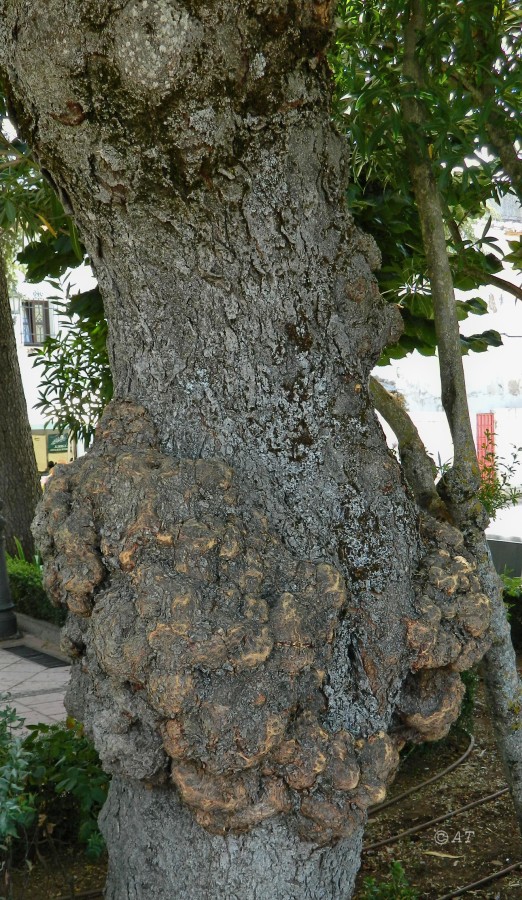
[0,633,70,727]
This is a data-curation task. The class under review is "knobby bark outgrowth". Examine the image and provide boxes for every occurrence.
[399,0,522,838]
[0,3,491,897]
[0,241,40,559]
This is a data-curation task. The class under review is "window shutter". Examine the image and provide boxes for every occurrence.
[476,412,495,471]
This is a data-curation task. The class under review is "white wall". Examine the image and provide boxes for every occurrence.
[10,294,63,429]
[494,408,522,489]
[11,265,97,432]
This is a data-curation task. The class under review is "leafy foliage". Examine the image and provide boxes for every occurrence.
[502,573,522,633]
[6,554,66,627]
[361,861,418,900]
[332,1,521,363]
[22,719,109,857]
[0,696,109,895]
[17,230,83,284]
[31,284,112,444]
[0,100,83,262]
[501,572,522,600]
[478,431,522,517]
[0,704,35,851]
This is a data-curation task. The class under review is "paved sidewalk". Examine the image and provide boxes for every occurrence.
[0,634,70,727]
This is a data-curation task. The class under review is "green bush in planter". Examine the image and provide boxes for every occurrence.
[502,572,522,601]
[501,572,522,651]
[6,555,66,627]
[1,696,109,881]
[22,718,109,857]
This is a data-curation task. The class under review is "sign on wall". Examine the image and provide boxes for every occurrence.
[47,433,69,454]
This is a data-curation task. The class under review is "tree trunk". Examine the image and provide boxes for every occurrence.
[99,776,364,900]
[0,3,492,896]
[0,241,40,559]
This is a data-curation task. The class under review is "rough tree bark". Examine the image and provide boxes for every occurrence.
[0,3,492,897]
[0,241,40,558]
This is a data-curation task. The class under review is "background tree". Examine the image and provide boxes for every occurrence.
[0,239,40,558]
[0,91,87,556]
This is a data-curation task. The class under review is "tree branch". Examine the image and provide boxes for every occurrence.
[402,0,480,501]
[486,273,522,303]
[369,376,450,521]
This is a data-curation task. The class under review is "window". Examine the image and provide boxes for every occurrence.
[22,299,51,346]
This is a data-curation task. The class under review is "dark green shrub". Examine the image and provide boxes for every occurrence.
[0,702,36,855]
[361,861,418,899]
[478,434,522,518]
[6,555,66,627]
[502,572,522,648]
[501,572,522,600]
[1,695,109,883]
[23,719,109,857]
[456,669,479,735]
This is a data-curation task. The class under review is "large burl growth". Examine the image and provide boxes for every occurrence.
[34,402,491,844]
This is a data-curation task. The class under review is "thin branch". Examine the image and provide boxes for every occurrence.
[0,156,30,171]
[487,273,522,303]
[402,0,480,499]
[369,376,451,521]
[445,213,466,252]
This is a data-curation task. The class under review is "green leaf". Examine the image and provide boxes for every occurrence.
[3,198,16,224]
[461,329,503,353]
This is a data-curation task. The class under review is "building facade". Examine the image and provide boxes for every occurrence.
[10,289,75,472]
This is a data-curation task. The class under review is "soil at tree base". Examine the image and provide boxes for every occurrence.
[356,675,522,898]
[9,676,521,899]
[9,849,106,900]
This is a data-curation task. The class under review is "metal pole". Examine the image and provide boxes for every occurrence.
[0,500,18,640]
